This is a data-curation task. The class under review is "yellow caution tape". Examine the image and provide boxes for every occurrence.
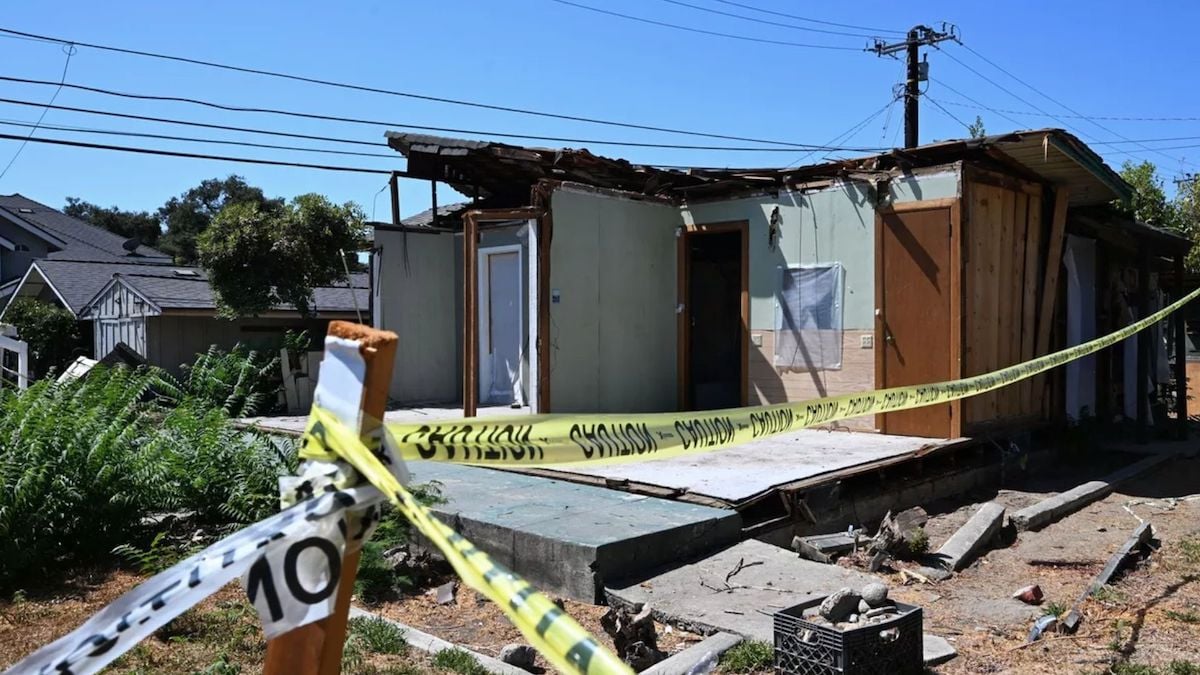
[302,410,633,675]
[302,286,1200,469]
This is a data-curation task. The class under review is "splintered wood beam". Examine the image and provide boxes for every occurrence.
[263,321,398,675]
[1033,187,1070,413]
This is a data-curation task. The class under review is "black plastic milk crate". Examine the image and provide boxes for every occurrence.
[773,596,923,675]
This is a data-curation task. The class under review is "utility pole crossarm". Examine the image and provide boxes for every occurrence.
[871,24,959,149]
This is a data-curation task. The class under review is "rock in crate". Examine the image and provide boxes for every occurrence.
[773,596,923,675]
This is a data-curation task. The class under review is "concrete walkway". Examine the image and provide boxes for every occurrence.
[409,460,741,602]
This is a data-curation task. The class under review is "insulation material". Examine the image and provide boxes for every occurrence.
[775,263,843,371]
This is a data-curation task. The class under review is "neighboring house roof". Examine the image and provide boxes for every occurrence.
[10,260,179,315]
[79,266,368,317]
[399,202,470,228]
[0,194,171,262]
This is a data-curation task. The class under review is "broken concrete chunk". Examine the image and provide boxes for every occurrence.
[819,587,861,622]
[499,644,537,671]
[861,581,889,607]
[858,598,872,614]
[895,506,929,532]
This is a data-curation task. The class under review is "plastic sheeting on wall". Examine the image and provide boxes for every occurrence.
[775,263,843,371]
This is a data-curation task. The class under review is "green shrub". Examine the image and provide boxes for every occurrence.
[432,648,487,675]
[0,363,296,590]
[3,297,83,378]
[158,343,281,417]
[720,640,774,673]
[0,367,167,586]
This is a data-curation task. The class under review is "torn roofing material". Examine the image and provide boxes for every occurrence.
[385,128,1132,208]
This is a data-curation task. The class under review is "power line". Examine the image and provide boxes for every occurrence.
[786,96,899,168]
[927,77,1036,130]
[0,25,854,146]
[934,98,1200,123]
[545,0,862,50]
[0,118,400,159]
[654,0,880,39]
[708,0,905,35]
[0,43,73,181]
[0,96,385,148]
[0,75,886,152]
[924,96,971,131]
[937,47,1091,138]
[951,43,1197,169]
[1108,143,1200,157]
[0,131,394,174]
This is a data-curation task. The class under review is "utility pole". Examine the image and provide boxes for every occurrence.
[872,25,958,148]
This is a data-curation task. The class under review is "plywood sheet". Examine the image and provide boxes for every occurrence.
[541,429,947,504]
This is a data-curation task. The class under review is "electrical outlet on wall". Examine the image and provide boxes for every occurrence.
[751,333,763,347]
[860,334,874,349]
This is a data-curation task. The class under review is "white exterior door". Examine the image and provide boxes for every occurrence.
[479,246,522,405]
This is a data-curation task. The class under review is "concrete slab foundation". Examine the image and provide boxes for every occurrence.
[409,461,741,603]
[605,540,881,640]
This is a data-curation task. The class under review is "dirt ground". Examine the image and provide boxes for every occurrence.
[368,584,706,671]
[883,454,1200,674]
[6,454,1199,675]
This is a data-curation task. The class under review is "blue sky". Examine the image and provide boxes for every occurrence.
[0,0,1197,219]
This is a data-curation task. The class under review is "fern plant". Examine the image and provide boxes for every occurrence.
[0,359,298,590]
[165,344,282,417]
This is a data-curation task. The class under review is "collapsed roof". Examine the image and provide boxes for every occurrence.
[385,128,1133,207]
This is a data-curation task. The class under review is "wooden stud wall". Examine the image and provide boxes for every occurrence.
[962,169,1052,430]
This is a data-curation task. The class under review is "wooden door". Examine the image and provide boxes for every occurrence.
[877,206,954,437]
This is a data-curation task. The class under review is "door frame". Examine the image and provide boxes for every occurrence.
[676,220,750,410]
[873,198,963,437]
[477,244,524,404]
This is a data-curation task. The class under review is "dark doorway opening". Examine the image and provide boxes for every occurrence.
[686,230,744,410]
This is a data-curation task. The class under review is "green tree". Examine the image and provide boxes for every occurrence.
[158,176,282,264]
[197,194,366,318]
[1174,173,1200,271]
[1116,160,1182,232]
[63,198,162,248]
[2,298,82,377]
[967,115,986,139]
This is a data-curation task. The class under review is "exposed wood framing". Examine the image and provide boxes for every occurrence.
[997,188,1015,419]
[1019,188,1044,411]
[531,181,558,413]
[885,196,959,213]
[463,212,479,418]
[389,172,400,226]
[263,322,397,675]
[1033,186,1070,412]
[462,206,547,417]
[949,200,964,437]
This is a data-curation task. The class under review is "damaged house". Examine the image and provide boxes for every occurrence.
[372,129,1191,440]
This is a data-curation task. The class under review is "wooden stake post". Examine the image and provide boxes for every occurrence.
[263,321,398,675]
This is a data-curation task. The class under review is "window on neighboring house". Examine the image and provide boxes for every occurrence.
[775,263,844,371]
